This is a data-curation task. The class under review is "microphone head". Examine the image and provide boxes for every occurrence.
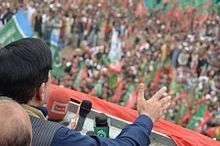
[79,100,92,117]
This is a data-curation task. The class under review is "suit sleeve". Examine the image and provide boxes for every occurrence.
[51,115,153,146]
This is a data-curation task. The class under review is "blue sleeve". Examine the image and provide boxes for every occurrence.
[51,115,153,146]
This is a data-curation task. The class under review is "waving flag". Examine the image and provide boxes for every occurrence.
[186,104,207,130]
[195,111,212,132]
[121,84,135,106]
[0,10,33,47]
[91,79,105,97]
[109,74,118,90]
[72,62,87,89]
[175,102,186,124]
[144,62,159,86]
[151,67,162,89]
[125,90,138,109]
[112,80,124,103]
[50,24,64,81]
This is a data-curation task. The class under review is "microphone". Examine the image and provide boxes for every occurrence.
[75,100,92,131]
[94,113,109,138]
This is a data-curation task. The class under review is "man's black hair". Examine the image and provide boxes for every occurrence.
[0,38,52,104]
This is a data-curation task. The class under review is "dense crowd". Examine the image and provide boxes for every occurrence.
[1,0,220,139]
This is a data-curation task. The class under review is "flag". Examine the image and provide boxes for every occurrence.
[91,79,105,97]
[186,104,207,130]
[108,28,122,68]
[170,74,183,97]
[72,62,87,89]
[151,66,162,89]
[0,10,33,47]
[112,80,124,103]
[144,62,158,86]
[140,63,147,77]
[181,110,191,125]
[195,111,212,132]
[175,102,186,124]
[121,84,135,106]
[51,52,64,81]
[109,74,118,90]
[50,26,64,81]
[167,64,174,81]
[125,90,138,109]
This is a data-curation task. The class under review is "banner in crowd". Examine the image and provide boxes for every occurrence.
[0,10,33,47]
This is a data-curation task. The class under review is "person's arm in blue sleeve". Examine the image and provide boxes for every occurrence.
[51,115,153,146]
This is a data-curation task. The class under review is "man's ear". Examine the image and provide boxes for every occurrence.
[35,83,46,103]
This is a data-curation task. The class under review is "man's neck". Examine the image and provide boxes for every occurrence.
[22,104,46,120]
[28,99,42,108]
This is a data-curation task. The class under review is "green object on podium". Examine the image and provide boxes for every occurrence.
[94,127,109,138]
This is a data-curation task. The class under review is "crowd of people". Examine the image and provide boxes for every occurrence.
[1,0,220,139]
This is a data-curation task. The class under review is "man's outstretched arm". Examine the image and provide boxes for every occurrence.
[51,84,172,146]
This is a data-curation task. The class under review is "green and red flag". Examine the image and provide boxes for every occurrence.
[195,111,212,133]
[109,74,118,90]
[91,79,105,97]
[51,52,64,81]
[72,62,87,89]
[125,91,138,108]
[151,66,162,89]
[121,84,135,106]
[181,110,192,125]
[112,80,124,103]
[175,102,186,124]
[144,62,159,86]
[170,74,183,97]
[186,104,207,130]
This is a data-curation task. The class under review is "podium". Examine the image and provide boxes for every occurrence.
[65,101,177,146]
